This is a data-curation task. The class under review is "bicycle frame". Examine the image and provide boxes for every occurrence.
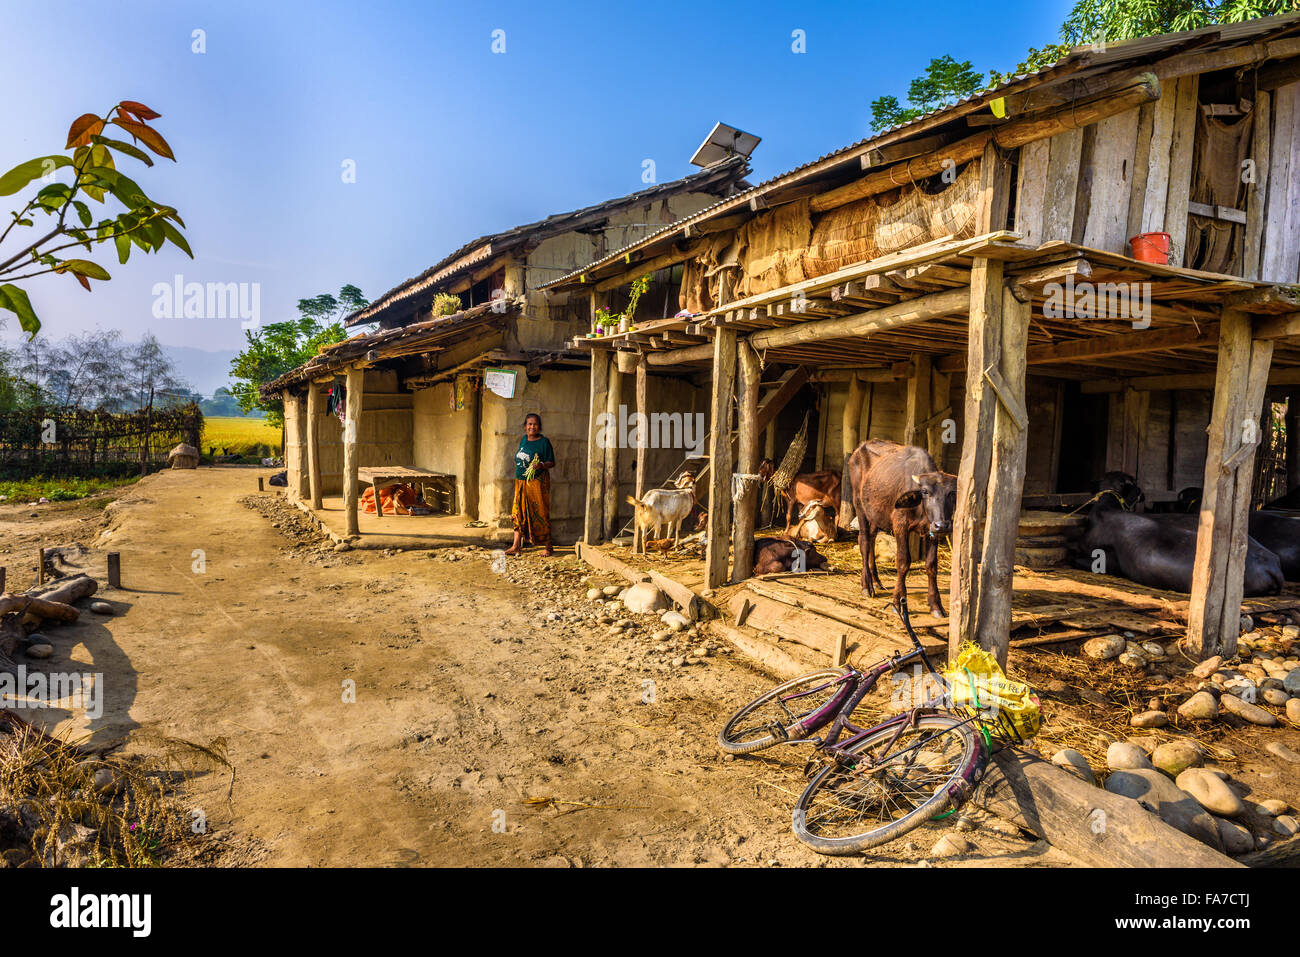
[777,596,965,758]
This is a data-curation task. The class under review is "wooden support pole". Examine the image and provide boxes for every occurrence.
[37,548,45,587]
[950,139,1012,656]
[603,365,624,540]
[973,288,1030,669]
[1187,309,1274,659]
[306,383,323,510]
[706,328,738,589]
[258,476,264,492]
[106,552,120,589]
[842,373,865,457]
[633,356,649,553]
[584,349,612,544]
[462,378,481,519]
[0,566,6,594]
[290,392,309,499]
[342,365,364,537]
[732,341,761,583]
[902,353,932,448]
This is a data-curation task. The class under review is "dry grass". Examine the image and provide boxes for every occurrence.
[0,710,233,867]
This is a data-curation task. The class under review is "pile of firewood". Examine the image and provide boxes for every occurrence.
[0,573,98,671]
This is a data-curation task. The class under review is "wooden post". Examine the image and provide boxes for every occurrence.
[950,139,1012,656]
[1187,308,1275,659]
[633,356,649,553]
[463,378,481,520]
[106,552,120,589]
[258,476,264,492]
[0,566,5,594]
[603,364,624,540]
[342,365,364,537]
[843,372,865,456]
[706,328,738,589]
[903,353,932,447]
[731,341,761,582]
[973,288,1030,668]
[584,349,612,544]
[292,392,309,499]
[37,548,45,586]
[928,368,952,464]
[762,419,777,527]
[306,382,323,510]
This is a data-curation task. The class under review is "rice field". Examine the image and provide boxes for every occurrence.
[201,416,281,457]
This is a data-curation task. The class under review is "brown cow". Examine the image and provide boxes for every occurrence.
[779,470,842,537]
[846,438,956,618]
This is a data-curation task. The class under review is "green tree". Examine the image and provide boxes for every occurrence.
[228,285,369,427]
[0,100,191,338]
[870,56,986,131]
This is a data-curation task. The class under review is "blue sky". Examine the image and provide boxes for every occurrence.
[0,0,1070,371]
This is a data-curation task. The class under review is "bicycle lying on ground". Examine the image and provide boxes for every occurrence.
[717,596,1030,855]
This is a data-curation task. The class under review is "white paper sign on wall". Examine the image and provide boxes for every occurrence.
[483,367,517,399]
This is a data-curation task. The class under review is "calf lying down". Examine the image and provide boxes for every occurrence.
[752,537,828,575]
[1071,500,1284,596]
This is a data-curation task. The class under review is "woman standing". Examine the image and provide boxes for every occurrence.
[504,412,556,556]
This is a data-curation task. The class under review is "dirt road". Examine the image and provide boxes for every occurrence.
[0,468,1056,867]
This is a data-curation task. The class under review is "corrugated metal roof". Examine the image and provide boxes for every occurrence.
[540,11,1300,290]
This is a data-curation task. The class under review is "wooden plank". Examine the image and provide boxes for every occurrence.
[810,73,1161,213]
[1041,127,1083,241]
[708,621,814,681]
[974,751,1242,869]
[1014,138,1050,246]
[1243,89,1271,280]
[1280,83,1300,283]
[1164,75,1200,268]
[1082,106,1141,253]
[731,341,761,582]
[584,349,611,544]
[757,365,811,433]
[574,542,703,620]
[706,328,737,589]
[1137,89,1178,237]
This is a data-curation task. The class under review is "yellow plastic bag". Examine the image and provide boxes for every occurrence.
[942,643,1041,741]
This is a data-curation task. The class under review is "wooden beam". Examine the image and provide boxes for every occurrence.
[1029,323,1220,364]
[1187,308,1275,660]
[584,349,611,544]
[902,354,932,448]
[706,329,738,590]
[305,383,323,510]
[342,365,363,537]
[732,341,761,583]
[1242,88,1271,281]
[646,341,713,366]
[842,372,866,459]
[1082,365,1300,392]
[975,750,1242,868]
[749,288,969,350]
[757,366,812,433]
[1253,311,1300,340]
[811,73,1161,214]
[594,240,705,292]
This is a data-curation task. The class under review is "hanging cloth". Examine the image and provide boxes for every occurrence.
[326,376,347,422]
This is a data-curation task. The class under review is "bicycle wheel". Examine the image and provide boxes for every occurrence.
[717,669,848,755]
[791,713,984,855]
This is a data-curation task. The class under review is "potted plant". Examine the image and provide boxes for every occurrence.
[593,305,614,336]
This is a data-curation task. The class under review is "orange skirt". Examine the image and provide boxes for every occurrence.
[511,474,551,545]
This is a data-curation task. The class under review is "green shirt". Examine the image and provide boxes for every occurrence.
[515,435,555,479]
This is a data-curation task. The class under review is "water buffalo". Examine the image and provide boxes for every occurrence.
[1157,511,1300,582]
[1072,492,1284,595]
[845,439,956,618]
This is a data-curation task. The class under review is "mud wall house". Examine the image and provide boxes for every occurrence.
[544,14,1300,663]
[263,159,749,542]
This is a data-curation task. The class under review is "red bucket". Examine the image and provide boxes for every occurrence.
[1130,231,1171,265]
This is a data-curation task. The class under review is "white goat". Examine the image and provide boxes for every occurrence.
[627,488,695,553]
